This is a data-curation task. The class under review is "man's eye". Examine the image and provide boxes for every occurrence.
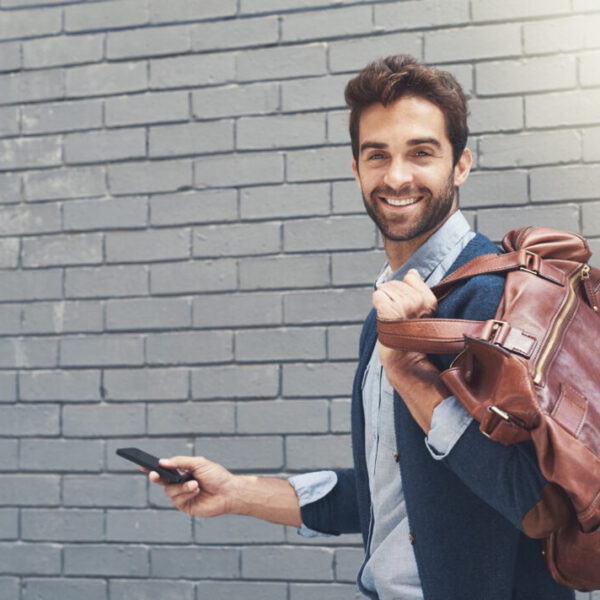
[368,153,385,160]
[414,150,430,157]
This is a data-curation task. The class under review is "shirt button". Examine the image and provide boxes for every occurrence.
[409,533,415,545]
[393,452,399,463]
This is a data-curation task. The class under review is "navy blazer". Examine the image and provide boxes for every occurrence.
[301,233,574,600]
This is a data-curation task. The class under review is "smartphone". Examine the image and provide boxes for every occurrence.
[116,447,193,484]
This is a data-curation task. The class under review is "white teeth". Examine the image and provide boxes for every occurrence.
[383,197,419,207]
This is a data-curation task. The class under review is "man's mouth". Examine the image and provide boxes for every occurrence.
[380,196,421,207]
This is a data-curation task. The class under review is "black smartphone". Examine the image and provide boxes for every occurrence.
[116,447,193,484]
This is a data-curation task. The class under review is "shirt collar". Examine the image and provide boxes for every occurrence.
[375,210,472,288]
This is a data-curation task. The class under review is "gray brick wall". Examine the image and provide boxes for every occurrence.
[0,1,598,599]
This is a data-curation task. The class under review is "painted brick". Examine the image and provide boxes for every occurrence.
[328,325,362,360]
[478,204,580,241]
[19,370,101,402]
[284,288,371,324]
[0,238,18,268]
[526,89,600,128]
[192,82,279,119]
[147,402,234,435]
[240,0,355,12]
[22,100,103,134]
[238,113,326,150]
[193,222,280,257]
[0,305,20,335]
[65,265,148,298]
[21,301,103,334]
[237,399,329,434]
[582,202,600,237]
[105,228,190,263]
[331,398,352,432]
[287,147,352,182]
[240,254,330,290]
[0,7,62,40]
[194,436,284,470]
[150,53,236,89]
[461,170,528,208]
[471,0,570,21]
[20,439,103,471]
[236,327,326,361]
[106,91,189,126]
[65,0,149,31]
[62,403,145,437]
[149,0,237,23]
[282,5,372,42]
[64,195,148,231]
[108,160,193,195]
[476,56,577,96]
[286,434,353,470]
[284,216,374,252]
[425,24,521,63]
[531,165,600,202]
[0,136,61,169]
[146,331,233,365]
[193,292,282,327]
[281,75,347,112]
[334,547,363,581]
[23,34,104,68]
[0,476,60,506]
[190,364,279,399]
[332,180,364,214]
[237,44,327,82]
[194,513,285,544]
[104,368,188,401]
[0,106,19,137]
[0,373,16,403]
[0,203,61,235]
[21,509,104,541]
[0,509,17,539]
[0,338,58,368]
[329,33,422,74]
[195,581,287,600]
[283,362,356,398]
[374,0,469,30]
[149,120,233,158]
[328,110,350,144]
[107,509,191,542]
[468,97,523,134]
[151,546,239,579]
[22,578,107,600]
[0,70,63,105]
[291,583,361,600]
[523,15,586,55]
[478,130,581,168]
[60,334,144,367]
[64,544,149,576]
[581,51,600,87]
[331,250,386,286]
[150,259,237,294]
[0,543,60,575]
[150,189,237,226]
[0,440,17,470]
[65,128,147,164]
[0,172,21,204]
[107,25,191,59]
[0,270,62,301]
[195,152,284,187]
[192,16,279,51]
[240,183,330,220]
[584,127,600,162]
[24,166,106,201]
[0,42,20,71]
[106,297,191,331]
[110,580,195,600]
[242,546,334,580]
[63,474,146,507]
[66,62,147,97]
[22,233,103,267]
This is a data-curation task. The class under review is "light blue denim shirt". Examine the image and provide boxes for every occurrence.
[290,211,476,599]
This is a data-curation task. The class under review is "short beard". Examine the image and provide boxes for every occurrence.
[362,172,455,242]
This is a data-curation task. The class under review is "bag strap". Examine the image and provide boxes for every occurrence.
[376,249,565,354]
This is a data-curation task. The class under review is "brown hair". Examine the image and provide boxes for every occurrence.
[345,55,469,166]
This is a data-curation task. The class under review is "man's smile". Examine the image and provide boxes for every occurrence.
[380,195,422,207]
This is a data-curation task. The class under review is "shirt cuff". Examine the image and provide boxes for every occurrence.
[425,395,473,460]
[288,470,338,538]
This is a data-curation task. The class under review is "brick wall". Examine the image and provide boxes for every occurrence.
[0,0,598,598]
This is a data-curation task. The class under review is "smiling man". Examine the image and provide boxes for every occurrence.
[148,56,574,600]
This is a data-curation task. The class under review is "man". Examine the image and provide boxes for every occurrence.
[148,55,574,599]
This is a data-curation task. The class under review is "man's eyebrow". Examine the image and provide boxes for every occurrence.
[359,141,388,153]
[407,137,442,149]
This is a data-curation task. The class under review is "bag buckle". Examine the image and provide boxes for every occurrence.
[519,250,540,276]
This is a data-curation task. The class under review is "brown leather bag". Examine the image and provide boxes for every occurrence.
[377,226,600,591]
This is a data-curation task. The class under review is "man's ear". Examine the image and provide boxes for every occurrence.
[351,158,361,187]
[453,147,472,187]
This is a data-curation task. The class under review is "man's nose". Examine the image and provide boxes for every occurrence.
[383,158,413,191]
